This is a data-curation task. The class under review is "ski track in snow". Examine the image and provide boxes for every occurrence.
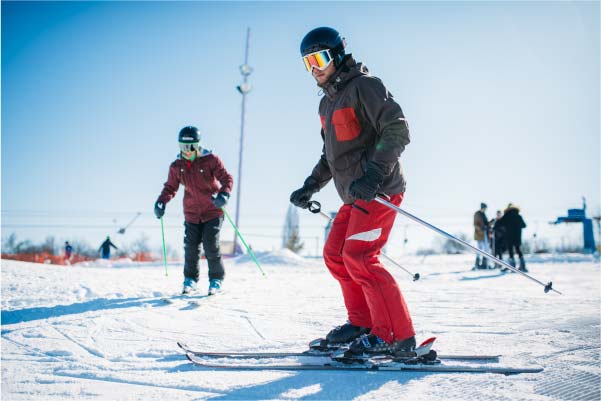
[1,251,600,401]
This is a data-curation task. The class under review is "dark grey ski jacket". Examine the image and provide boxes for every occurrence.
[308,55,410,204]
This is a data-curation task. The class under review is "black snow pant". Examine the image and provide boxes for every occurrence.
[183,217,225,282]
[506,242,524,267]
[494,238,505,260]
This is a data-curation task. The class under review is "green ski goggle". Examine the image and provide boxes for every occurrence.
[179,142,199,152]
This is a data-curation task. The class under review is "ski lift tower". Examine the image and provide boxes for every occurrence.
[551,197,596,253]
[593,215,601,253]
[233,27,253,255]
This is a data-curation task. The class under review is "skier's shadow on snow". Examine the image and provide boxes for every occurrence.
[1,297,166,325]
[175,361,427,400]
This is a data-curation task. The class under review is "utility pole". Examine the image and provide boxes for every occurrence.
[234,27,253,255]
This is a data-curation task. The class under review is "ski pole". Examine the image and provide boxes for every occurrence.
[373,196,560,294]
[221,207,266,277]
[307,201,420,281]
[160,216,168,277]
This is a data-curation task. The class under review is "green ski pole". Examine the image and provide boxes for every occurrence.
[221,207,266,276]
[160,216,168,277]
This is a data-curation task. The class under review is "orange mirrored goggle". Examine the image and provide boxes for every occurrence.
[302,49,333,72]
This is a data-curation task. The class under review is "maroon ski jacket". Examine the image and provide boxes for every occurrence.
[157,149,233,223]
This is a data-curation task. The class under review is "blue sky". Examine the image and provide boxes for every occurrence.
[2,1,599,257]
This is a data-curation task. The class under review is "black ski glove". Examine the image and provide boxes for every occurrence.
[154,201,166,219]
[212,192,230,209]
[349,162,386,202]
[290,177,320,209]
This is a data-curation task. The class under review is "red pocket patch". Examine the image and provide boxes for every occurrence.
[332,107,361,141]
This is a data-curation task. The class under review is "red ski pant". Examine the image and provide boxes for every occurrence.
[323,193,415,343]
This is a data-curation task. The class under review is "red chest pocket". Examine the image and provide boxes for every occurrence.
[320,115,326,132]
[331,107,361,141]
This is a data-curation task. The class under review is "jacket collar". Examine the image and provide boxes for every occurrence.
[177,148,213,161]
[319,55,368,99]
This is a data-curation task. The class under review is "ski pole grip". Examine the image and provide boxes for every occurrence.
[308,201,321,214]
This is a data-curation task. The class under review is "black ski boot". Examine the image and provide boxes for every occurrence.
[348,334,415,357]
[508,257,517,272]
[393,336,417,354]
[472,256,481,271]
[327,322,371,343]
[332,334,417,362]
[309,322,370,351]
[519,257,528,272]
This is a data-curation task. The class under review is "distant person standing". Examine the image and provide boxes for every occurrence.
[499,204,527,272]
[490,210,506,268]
[64,241,73,265]
[99,236,118,259]
[473,202,490,269]
[154,126,233,295]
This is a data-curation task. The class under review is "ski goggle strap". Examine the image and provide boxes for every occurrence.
[302,49,333,72]
[179,142,199,152]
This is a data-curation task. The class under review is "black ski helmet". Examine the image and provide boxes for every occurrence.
[300,27,346,67]
[178,126,201,143]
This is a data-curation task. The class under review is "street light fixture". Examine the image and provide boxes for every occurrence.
[233,28,252,255]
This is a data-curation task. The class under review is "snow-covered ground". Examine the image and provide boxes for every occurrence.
[2,251,599,401]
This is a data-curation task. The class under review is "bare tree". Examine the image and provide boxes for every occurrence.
[434,232,470,254]
[1,233,53,255]
[130,234,150,254]
[285,230,304,253]
[41,236,56,255]
[282,205,304,253]
[2,233,18,253]
[70,240,98,258]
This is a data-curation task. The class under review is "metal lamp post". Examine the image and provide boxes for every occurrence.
[234,27,253,255]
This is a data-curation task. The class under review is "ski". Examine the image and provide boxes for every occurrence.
[184,352,542,375]
[162,295,207,307]
[162,290,226,306]
[177,341,501,361]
